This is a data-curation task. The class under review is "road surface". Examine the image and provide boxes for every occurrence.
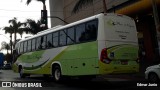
[0,70,159,90]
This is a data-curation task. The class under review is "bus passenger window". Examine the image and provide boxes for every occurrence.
[36,37,41,50]
[76,24,85,43]
[59,30,67,46]
[32,39,36,51]
[47,33,53,48]
[53,32,59,47]
[24,41,27,52]
[67,27,75,45]
[20,42,24,53]
[85,20,98,41]
[41,35,46,49]
[28,40,31,52]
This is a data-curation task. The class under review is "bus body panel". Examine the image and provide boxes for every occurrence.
[13,41,99,76]
[98,14,139,74]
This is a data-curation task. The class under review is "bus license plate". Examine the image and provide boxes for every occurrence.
[121,61,128,65]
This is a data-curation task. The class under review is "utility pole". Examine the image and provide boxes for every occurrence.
[10,34,13,64]
[151,0,160,61]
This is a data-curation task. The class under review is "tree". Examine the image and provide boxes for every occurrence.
[4,54,12,63]
[8,17,26,48]
[3,25,14,37]
[72,0,107,13]
[25,0,47,10]
[24,19,46,34]
[24,0,48,28]
[3,26,13,56]
[0,41,10,54]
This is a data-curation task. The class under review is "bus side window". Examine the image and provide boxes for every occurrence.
[32,39,36,51]
[36,37,41,50]
[20,42,24,53]
[53,32,59,47]
[23,41,27,53]
[59,30,67,46]
[28,40,31,52]
[76,24,86,43]
[85,20,98,41]
[41,35,47,49]
[47,33,53,48]
[67,27,75,45]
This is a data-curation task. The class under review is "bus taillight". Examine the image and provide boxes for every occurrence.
[100,48,111,64]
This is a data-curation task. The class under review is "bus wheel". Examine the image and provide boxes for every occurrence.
[52,65,62,82]
[19,68,26,78]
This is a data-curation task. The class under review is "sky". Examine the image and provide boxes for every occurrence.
[0,0,50,54]
[0,0,49,53]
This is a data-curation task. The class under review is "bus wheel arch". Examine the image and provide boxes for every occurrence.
[51,63,62,82]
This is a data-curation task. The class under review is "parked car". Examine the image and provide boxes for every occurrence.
[145,64,160,82]
[3,63,12,70]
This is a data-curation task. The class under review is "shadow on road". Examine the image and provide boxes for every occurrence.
[18,76,143,89]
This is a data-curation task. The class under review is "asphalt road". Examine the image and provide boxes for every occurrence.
[0,70,159,90]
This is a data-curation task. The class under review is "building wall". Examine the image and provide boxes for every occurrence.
[64,0,103,23]
[49,0,64,27]
[49,0,130,27]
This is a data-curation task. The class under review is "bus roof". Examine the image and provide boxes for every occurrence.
[17,13,132,43]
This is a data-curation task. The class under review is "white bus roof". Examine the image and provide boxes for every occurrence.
[18,13,132,43]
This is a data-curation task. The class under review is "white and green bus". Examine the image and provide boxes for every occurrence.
[12,13,139,81]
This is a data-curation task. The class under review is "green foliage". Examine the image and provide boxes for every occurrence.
[24,19,47,34]
[26,0,46,5]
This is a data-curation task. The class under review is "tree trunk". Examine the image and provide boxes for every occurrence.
[7,49,8,55]
[10,33,13,62]
[10,33,13,61]
[14,30,16,49]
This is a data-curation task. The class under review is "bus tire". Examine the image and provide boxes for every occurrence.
[19,67,26,78]
[52,65,62,82]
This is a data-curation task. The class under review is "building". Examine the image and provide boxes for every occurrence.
[49,0,160,67]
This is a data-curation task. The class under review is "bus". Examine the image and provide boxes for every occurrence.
[12,13,139,81]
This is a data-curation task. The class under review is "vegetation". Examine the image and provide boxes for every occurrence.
[25,0,47,10]
[0,41,12,63]
[0,41,10,54]
[6,17,26,48]
[24,19,46,34]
